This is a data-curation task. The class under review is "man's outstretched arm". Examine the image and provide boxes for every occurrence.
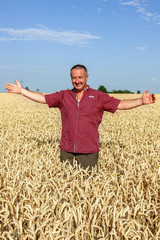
[5,79,46,104]
[117,89,156,110]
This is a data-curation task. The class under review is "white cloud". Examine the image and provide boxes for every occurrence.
[119,0,160,22]
[151,77,157,82]
[97,8,102,12]
[0,65,15,69]
[120,1,139,7]
[0,26,100,46]
[136,46,146,51]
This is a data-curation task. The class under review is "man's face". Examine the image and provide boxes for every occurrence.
[71,68,88,93]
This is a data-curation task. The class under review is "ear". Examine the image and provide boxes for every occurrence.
[86,74,89,82]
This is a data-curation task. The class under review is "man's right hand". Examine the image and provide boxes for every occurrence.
[5,79,22,94]
[5,79,46,103]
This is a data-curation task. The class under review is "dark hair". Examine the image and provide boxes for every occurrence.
[70,64,88,76]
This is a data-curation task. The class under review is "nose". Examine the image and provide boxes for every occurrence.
[75,78,79,83]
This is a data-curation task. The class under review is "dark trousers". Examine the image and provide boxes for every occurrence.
[60,149,99,171]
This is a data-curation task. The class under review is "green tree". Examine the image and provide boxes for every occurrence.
[111,89,134,94]
[137,90,141,94]
[98,85,107,93]
[25,86,29,90]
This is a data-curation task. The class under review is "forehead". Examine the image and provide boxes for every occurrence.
[71,68,86,76]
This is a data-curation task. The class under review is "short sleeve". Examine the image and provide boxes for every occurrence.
[102,93,121,113]
[45,91,63,108]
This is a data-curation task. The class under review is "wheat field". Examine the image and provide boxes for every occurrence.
[0,93,160,240]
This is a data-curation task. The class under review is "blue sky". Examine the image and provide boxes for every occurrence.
[0,0,160,93]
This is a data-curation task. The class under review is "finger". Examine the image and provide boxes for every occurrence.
[152,94,156,101]
[5,83,12,89]
[5,85,9,91]
[144,89,149,94]
[14,79,19,84]
[5,83,13,87]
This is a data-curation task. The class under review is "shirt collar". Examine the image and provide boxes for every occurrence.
[72,85,90,92]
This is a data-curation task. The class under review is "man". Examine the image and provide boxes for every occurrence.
[5,64,156,170]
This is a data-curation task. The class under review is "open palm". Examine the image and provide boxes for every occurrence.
[5,79,22,94]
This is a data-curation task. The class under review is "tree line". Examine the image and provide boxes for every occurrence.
[98,85,141,94]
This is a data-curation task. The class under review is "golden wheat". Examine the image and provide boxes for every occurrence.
[0,93,160,240]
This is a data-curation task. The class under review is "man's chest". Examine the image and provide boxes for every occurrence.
[61,93,100,117]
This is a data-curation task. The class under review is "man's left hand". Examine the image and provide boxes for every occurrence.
[142,89,156,105]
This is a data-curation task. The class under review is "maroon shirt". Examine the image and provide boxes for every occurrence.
[45,87,120,153]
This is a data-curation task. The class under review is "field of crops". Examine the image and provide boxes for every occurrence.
[0,92,160,240]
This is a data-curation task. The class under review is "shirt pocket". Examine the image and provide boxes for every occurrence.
[82,97,97,115]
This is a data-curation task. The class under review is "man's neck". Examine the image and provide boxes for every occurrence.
[76,90,84,102]
[74,85,89,102]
